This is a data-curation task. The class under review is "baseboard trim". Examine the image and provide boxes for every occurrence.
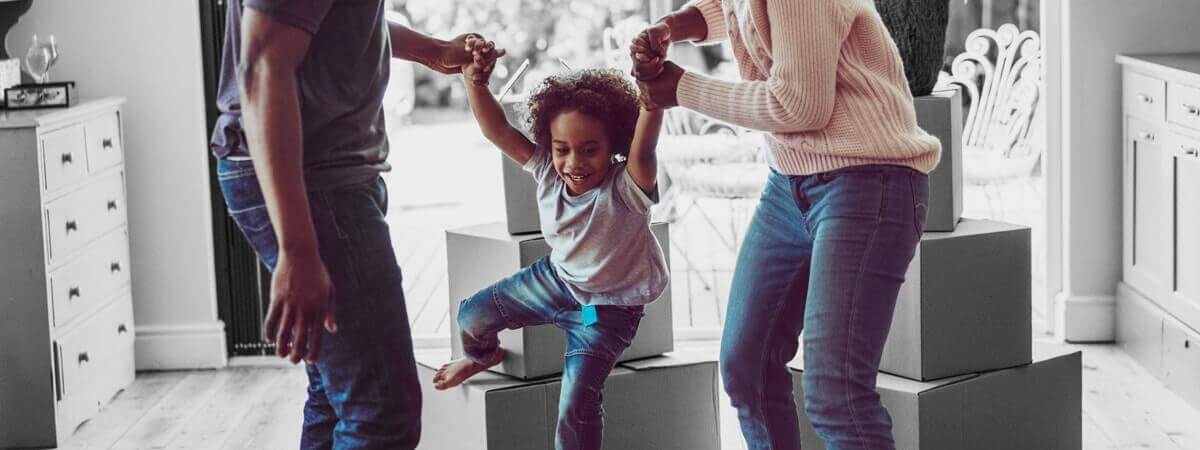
[1055,293,1116,343]
[135,321,228,370]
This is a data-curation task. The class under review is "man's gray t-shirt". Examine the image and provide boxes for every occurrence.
[523,148,669,306]
[210,0,391,190]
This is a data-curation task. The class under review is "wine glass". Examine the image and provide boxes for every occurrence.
[24,34,58,84]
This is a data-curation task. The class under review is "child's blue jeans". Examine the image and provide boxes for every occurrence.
[217,159,422,450]
[457,256,644,450]
[721,165,928,450]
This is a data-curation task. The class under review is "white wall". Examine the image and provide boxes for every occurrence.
[10,1,226,368]
[1048,0,1200,341]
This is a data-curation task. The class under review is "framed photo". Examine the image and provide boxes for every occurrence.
[3,82,75,110]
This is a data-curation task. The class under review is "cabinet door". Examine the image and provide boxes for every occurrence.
[1124,117,1173,301]
[1171,131,1200,327]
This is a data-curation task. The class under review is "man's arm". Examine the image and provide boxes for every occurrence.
[626,108,664,196]
[386,19,474,74]
[239,9,335,365]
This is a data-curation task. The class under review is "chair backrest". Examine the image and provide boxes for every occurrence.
[937,23,1043,158]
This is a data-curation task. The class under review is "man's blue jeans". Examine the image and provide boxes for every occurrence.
[217,159,421,450]
[721,165,928,450]
[457,256,644,450]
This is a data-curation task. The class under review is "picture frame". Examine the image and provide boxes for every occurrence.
[3,81,75,110]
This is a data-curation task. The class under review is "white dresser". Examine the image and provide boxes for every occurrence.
[0,98,136,448]
[1116,54,1200,412]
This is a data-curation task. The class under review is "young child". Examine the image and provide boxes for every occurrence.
[432,38,668,449]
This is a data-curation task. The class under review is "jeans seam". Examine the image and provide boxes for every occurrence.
[564,348,617,363]
[490,284,518,329]
[319,191,350,240]
[843,177,887,448]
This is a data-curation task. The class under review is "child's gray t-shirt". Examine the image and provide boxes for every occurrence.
[523,148,669,306]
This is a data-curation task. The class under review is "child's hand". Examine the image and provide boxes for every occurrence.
[629,23,670,81]
[463,35,505,87]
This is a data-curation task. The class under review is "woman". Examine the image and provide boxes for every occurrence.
[631,1,941,449]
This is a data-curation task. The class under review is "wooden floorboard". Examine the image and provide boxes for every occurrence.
[53,338,1200,450]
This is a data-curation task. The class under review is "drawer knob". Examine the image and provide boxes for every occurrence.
[78,352,90,364]
[1184,146,1200,157]
[1138,131,1156,142]
[117,324,128,335]
[102,138,113,149]
[65,220,78,233]
[68,287,81,299]
[1185,104,1200,116]
[61,152,73,165]
[111,261,122,273]
[1138,93,1154,104]
[107,200,119,211]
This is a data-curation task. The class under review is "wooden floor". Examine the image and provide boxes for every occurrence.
[51,337,1200,450]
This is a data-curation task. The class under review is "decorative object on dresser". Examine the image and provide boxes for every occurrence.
[4,80,75,109]
[937,23,1044,218]
[1115,53,1200,413]
[0,97,134,448]
[874,0,951,96]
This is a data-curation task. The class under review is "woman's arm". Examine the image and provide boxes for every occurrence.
[461,43,535,166]
[626,108,665,196]
[655,0,852,133]
[668,0,725,45]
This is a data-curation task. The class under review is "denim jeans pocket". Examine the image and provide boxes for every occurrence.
[908,172,930,240]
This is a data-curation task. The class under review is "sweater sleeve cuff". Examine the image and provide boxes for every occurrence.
[676,70,726,117]
[687,0,728,45]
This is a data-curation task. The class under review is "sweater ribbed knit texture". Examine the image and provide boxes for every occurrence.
[678,0,942,175]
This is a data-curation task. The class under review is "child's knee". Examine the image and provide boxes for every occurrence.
[457,293,502,336]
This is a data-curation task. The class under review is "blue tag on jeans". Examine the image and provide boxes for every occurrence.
[582,305,598,327]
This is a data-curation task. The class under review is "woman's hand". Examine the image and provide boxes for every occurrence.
[636,61,684,110]
[629,23,671,80]
[462,35,505,86]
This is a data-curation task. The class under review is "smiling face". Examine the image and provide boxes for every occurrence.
[549,110,614,195]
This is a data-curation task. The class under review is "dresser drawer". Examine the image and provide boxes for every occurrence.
[85,113,123,173]
[1168,82,1200,132]
[56,314,135,437]
[1125,70,1167,122]
[55,296,134,400]
[44,172,127,264]
[49,230,131,328]
[40,125,88,193]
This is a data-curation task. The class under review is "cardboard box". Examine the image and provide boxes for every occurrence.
[791,352,1081,450]
[914,88,964,232]
[501,156,541,235]
[881,219,1031,381]
[446,222,674,379]
[416,351,721,450]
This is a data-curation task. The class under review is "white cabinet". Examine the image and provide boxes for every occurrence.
[0,98,135,448]
[1117,54,1200,412]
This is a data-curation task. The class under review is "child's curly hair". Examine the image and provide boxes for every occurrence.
[524,68,641,158]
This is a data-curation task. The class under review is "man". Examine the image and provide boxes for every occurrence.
[209,0,498,447]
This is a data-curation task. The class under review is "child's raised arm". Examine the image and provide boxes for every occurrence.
[626,107,665,196]
[462,39,536,166]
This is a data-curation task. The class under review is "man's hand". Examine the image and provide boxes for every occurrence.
[426,33,483,74]
[264,248,337,365]
[637,61,684,110]
[462,35,506,86]
[630,23,671,80]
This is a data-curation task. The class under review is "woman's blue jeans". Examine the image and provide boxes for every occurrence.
[721,165,928,450]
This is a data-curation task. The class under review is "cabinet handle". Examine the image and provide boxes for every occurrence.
[107,200,119,211]
[1138,93,1154,104]
[68,287,81,299]
[117,324,128,335]
[1137,131,1156,142]
[1184,146,1200,157]
[61,152,73,165]
[78,352,89,364]
[65,220,78,233]
[1185,104,1200,116]
[110,261,122,273]
[102,138,113,149]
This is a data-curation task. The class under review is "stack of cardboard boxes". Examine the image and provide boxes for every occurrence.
[416,142,720,449]
[790,89,1083,449]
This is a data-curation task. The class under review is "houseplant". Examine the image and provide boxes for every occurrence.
[875,0,950,96]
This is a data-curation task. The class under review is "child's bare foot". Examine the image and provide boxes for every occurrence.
[432,349,506,390]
